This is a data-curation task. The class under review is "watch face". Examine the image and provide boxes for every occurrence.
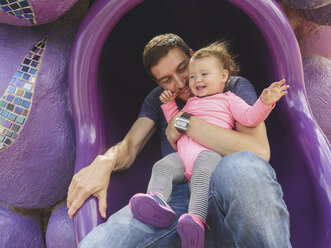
[176,120,188,128]
[174,117,189,132]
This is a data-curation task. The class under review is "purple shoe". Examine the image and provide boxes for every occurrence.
[129,192,176,228]
[177,213,209,248]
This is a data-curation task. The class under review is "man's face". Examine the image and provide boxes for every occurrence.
[150,48,193,102]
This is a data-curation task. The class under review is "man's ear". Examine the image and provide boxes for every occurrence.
[190,49,195,56]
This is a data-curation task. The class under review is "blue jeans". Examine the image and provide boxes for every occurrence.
[79,152,291,248]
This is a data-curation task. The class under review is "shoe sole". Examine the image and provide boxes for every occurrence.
[130,195,176,228]
[177,216,204,248]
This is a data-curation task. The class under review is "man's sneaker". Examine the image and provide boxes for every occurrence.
[129,192,176,228]
[177,213,208,248]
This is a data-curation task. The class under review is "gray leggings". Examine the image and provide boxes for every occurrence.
[147,150,222,220]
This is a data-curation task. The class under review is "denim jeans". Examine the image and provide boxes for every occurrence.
[79,152,291,248]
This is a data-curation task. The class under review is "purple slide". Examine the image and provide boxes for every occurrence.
[68,0,331,247]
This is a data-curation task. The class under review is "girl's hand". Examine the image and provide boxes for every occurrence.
[159,90,177,104]
[260,79,289,107]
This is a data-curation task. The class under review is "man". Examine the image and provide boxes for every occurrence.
[68,33,291,247]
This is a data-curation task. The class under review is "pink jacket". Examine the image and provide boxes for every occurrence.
[161,91,274,180]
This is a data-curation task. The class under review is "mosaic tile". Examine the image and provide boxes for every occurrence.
[3,120,11,128]
[22,100,30,108]
[8,113,16,121]
[23,83,32,91]
[11,123,20,131]
[16,116,25,124]
[1,109,9,118]
[14,106,23,114]
[0,100,7,107]
[0,37,47,150]
[0,135,4,142]
[4,138,11,145]
[5,129,13,137]
[13,97,22,105]
[6,103,15,111]
[6,95,14,102]
[16,80,24,87]
[0,0,36,24]
[23,91,32,99]
[16,88,24,96]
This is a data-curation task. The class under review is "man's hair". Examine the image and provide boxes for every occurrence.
[143,33,191,79]
[191,41,239,76]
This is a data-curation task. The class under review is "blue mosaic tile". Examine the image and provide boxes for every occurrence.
[13,97,22,105]
[23,91,32,99]
[11,123,20,131]
[22,73,30,80]
[0,0,7,5]
[0,100,7,108]
[15,71,23,78]
[3,120,11,128]
[22,100,30,108]
[21,65,29,72]
[30,61,38,68]
[23,58,31,65]
[1,109,9,118]
[4,138,11,145]
[6,95,14,102]
[8,113,16,121]
[0,135,4,142]
[1,6,10,11]
[16,80,24,87]
[16,116,25,124]
[11,132,17,139]
[0,117,4,125]
[19,1,29,8]
[8,85,16,93]
[29,68,37,75]
[14,106,23,114]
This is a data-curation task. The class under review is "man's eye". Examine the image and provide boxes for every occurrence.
[202,73,208,76]
[189,75,195,79]
[160,78,171,85]
[178,64,187,72]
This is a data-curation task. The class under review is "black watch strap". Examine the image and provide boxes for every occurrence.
[181,112,193,120]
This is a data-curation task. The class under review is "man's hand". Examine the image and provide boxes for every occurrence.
[67,155,113,219]
[166,111,183,150]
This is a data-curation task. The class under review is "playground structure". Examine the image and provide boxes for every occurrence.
[69,0,331,247]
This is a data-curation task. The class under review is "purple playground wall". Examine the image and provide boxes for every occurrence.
[69,0,331,247]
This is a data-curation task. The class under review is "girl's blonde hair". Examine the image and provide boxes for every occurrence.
[191,41,239,76]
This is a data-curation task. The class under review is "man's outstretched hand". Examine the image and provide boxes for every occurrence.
[67,155,113,219]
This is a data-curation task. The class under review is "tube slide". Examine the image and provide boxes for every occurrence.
[69,0,331,247]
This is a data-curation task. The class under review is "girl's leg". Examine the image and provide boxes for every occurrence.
[189,150,222,219]
[147,152,185,200]
[177,150,222,248]
[130,153,186,228]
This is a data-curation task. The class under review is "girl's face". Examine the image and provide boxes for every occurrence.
[188,56,229,97]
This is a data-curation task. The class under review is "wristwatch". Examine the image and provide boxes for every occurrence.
[174,112,193,133]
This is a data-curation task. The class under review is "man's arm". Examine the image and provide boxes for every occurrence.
[67,117,156,218]
[167,113,270,161]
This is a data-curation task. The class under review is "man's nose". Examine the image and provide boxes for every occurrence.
[173,74,186,88]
